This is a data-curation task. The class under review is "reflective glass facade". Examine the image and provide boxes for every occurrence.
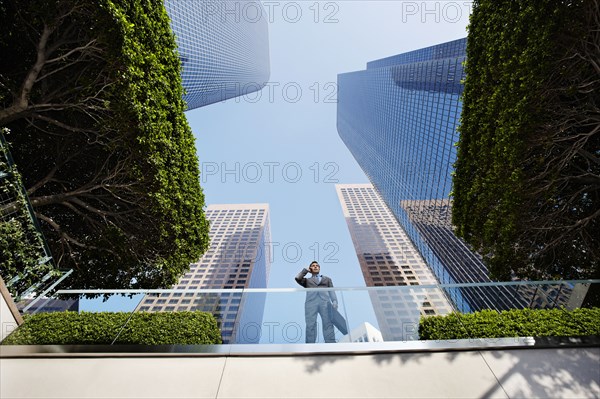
[164,0,270,109]
[337,39,526,312]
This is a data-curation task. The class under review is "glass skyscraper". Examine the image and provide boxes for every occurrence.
[337,39,526,312]
[164,0,271,109]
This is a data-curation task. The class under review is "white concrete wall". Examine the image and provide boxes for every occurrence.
[0,278,22,342]
[1,347,598,398]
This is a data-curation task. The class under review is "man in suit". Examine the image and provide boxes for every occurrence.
[295,261,337,343]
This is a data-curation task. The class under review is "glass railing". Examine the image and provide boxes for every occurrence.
[9,280,598,346]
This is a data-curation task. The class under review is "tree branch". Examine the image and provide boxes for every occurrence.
[0,24,54,124]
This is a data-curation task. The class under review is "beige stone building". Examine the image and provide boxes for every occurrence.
[136,204,271,343]
[336,184,453,341]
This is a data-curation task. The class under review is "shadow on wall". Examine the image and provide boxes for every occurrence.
[295,346,600,398]
[479,348,600,399]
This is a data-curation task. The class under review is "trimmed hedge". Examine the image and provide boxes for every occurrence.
[419,308,600,340]
[1,311,222,345]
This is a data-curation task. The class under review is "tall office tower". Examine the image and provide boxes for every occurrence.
[337,39,526,312]
[137,204,271,344]
[164,0,271,109]
[336,184,453,341]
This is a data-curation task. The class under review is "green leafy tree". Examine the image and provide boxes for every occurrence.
[0,0,210,289]
[453,0,599,280]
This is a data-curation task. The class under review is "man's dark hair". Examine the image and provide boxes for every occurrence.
[309,261,319,266]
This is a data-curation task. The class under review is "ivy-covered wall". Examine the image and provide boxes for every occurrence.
[0,0,210,290]
[453,0,599,280]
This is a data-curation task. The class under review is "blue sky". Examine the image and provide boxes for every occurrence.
[185,1,471,289]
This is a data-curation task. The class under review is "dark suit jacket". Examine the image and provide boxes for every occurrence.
[295,268,338,304]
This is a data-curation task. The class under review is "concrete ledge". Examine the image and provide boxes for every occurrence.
[1,347,598,398]
[1,336,599,358]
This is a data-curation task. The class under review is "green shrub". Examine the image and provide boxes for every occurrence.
[1,0,210,291]
[2,311,222,345]
[453,0,599,280]
[419,307,600,340]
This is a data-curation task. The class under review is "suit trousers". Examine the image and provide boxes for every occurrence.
[305,299,335,343]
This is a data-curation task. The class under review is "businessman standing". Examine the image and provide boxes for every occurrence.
[295,261,337,343]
